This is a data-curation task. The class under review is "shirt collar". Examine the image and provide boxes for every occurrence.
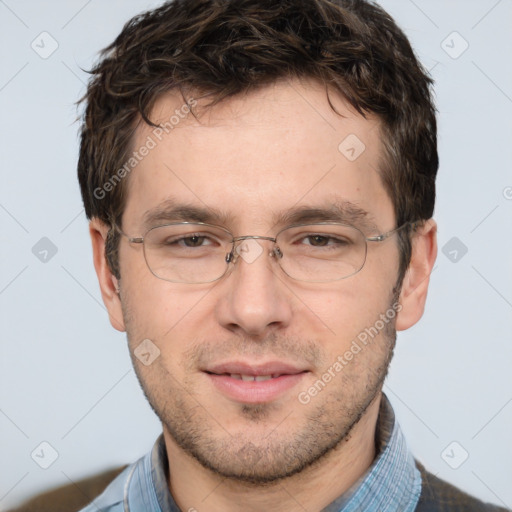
[321,393,422,511]
[151,434,181,512]
[147,393,421,512]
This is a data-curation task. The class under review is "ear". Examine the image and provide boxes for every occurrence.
[89,218,126,332]
[395,219,437,331]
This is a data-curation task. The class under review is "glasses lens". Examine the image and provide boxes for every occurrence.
[276,224,367,282]
[143,224,232,283]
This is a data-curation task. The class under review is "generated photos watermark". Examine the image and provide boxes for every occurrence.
[298,301,402,405]
[93,98,197,200]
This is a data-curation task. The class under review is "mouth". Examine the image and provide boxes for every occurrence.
[203,362,309,403]
[216,373,287,382]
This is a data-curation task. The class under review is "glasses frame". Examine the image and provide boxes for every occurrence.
[115,221,416,284]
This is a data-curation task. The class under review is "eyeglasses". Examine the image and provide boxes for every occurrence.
[116,221,414,284]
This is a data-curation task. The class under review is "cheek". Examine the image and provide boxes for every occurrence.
[299,275,394,348]
[119,243,194,329]
[126,287,199,332]
[121,275,214,358]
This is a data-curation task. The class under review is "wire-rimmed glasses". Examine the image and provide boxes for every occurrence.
[116,221,414,284]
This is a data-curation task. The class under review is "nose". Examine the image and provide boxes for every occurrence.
[214,238,293,337]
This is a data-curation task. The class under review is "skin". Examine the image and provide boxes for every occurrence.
[90,77,437,512]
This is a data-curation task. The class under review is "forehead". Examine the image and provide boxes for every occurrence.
[123,78,393,232]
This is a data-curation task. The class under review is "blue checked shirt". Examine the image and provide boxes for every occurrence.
[79,394,422,511]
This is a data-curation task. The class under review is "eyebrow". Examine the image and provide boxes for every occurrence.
[141,200,231,230]
[274,200,380,233]
[141,197,380,234]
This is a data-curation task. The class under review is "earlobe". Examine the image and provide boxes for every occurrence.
[89,219,126,332]
[395,219,437,331]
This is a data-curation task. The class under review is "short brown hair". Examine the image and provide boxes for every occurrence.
[78,0,438,284]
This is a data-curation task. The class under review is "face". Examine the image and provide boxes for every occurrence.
[100,79,411,483]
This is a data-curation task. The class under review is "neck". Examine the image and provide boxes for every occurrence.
[164,392,382,512]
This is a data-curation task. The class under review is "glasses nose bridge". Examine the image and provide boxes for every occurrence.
[233,234,277,244]
[226,234,281,266]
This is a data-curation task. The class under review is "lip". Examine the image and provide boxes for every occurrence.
[205,361,307,377]
[203,361,309,403]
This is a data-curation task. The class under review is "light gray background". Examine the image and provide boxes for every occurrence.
[1,0,511,509]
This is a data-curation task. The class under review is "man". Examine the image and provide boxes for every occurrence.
[29,0,506,510]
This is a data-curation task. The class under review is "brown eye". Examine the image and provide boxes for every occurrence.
[302,235,349,247]
[182,235,206,247]
[306,235,329,246]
